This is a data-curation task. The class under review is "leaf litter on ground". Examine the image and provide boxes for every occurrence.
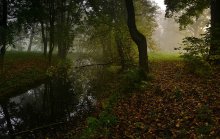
[111,61,220,138]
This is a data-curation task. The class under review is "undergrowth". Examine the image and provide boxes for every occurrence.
[79,67,153,138]
[181,36,212,77]
[80,93,119,139]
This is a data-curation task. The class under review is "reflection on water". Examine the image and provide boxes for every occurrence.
[0,65,101,138]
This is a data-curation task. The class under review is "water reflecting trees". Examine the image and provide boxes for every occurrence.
[0,65,102,138]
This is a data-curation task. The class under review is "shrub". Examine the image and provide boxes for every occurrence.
[181,36,212,76]
[80,94,118,139]
[80,112,117,139]
[46,59,72,78]
[121,68,152,92]
[196,124,212,135]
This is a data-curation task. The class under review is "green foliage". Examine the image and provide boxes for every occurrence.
[80,92,119,139]
[87,117,100,130]
[46,59,72,78]
[99,111,117,127]
[182,37,209,58]
[196,105,213,123]
[174,88,183,101]
[80,94,118,139]
[196,124,212,135]
[165,0,209,29]
[123,68,142,84]
[122,69,141,92]
[181,36,212,76]
[135,0,158,50]
[81,114,117,139]
[138,80,151,91]
[195,105,213,136]
[101,93,119,110]
[121,68,151,92]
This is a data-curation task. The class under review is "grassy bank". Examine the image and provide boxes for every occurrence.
[149,52,182,62]
[0,52,53,99]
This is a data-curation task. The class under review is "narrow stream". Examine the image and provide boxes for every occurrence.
[0,60,106,138]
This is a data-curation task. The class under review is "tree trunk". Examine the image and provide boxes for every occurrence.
[27,24,35,52]
[41,21,47,56]
[57,0,69,59]
[48,21,54,65]
[209,0,220,63]
[48,1,55,65]
[57,0,64,59]
[124,0,149,73]
[0,0,7,74]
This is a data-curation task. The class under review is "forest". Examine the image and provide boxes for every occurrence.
[0,0,220,138]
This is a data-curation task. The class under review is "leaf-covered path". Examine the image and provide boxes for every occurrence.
[111,61,220,138]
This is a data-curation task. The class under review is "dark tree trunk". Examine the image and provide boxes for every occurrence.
[58,44,68,59]
[27,24,35,52]
[0,0,7,74]
[49,20,54,65]
[57,0,64,59]
[124,0,149,73]
[57,0,69,59]
[209,0,220,63]
[48,1,55,65]
[41,21,47,56]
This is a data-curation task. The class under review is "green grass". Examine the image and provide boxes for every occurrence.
[5,51,44,59]
[149,52,182,62]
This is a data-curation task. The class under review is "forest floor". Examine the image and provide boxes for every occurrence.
[110,61,220,138]
[2,52,220,138]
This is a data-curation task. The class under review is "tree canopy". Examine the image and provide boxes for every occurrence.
[165,0,220,63]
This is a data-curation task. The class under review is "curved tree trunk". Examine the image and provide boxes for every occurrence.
[125,0,149,73]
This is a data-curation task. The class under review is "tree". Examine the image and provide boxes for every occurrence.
[165,0,220,63]
[210,0,220,61]
[73,0,157,72]
[83,0,132,69]
[27,24,36,52]
[135,0,158,50]
[10,0,83,62]
[0,0,8,73]
[56,0,82,59]
[125,0,149,74]
[185,10,210,37]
